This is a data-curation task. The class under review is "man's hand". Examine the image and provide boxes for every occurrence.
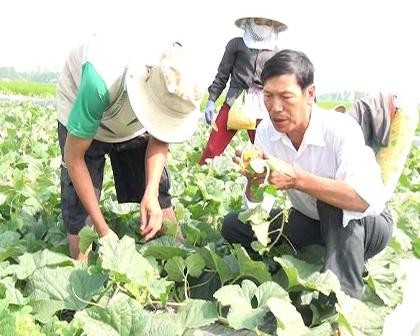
[255,155,297,190]
[234,149,266,182]
[234,148,267,202]
[266,155,296,177]
[140,193,163,241]
[269,161,297,190]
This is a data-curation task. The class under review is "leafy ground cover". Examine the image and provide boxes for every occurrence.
[0,100,418,335]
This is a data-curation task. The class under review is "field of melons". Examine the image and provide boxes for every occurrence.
[0,89,418,335]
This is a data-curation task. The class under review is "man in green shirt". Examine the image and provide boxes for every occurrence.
[56,38,202,260]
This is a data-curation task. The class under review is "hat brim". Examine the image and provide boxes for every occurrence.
[235,17,288,32]
[126,67,200,143]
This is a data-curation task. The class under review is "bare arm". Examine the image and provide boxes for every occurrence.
[64,134,109,236]
[140,136,169,241]
[271,168,369,212]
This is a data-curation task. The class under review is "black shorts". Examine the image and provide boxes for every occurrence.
[58,122,172,235]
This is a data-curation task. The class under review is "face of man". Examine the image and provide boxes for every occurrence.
[263,73,315,137]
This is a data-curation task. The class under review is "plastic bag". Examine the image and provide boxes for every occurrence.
[227,91,258,130]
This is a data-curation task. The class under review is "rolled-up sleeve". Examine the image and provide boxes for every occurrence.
[335,121,388,226]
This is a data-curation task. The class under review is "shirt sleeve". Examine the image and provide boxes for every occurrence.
[208,39,237,102]
[66,62,110,138]
[335,118,388,226]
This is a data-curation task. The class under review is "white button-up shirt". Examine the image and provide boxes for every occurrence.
[253,105,387,227]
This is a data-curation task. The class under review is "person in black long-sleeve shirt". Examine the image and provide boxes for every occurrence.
[200,15,287,165]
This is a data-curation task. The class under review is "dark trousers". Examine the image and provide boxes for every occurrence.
[57,122,171,235]
[222,201,393,298]
[199,103,259,165]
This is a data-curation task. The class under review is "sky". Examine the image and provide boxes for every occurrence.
[1,0,419,103]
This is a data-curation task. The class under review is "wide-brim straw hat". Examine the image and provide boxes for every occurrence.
[126,45,202,143]
[235,14,288,32]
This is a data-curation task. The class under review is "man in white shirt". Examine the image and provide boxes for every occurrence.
[222,49,393,299]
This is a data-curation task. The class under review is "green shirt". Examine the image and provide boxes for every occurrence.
[56,36,145,142]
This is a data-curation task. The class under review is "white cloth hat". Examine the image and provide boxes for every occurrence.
[126,45,202,143]
[235,15,288,32]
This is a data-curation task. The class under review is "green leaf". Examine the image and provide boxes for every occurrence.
[274,255,321,290]
[13,305,46,336]
[79,226,98,253]
[251,241,266,254]
[143,313,179,336]
[213,280,288,330]
[390,226,412,253]
[164,257,185,282]
[185,253,205,278]
[176,299,218,332]
[0,301,45,336]
[27,266,106,312]
[189,271,222,301]
[252,221,271,247]
[195,175,225,202]
[197,247,234,284]
[233,245,271,284]
[0,193,6,206]
[11,249,74,280]
[335,290,384,336]
[413,237,420,257]
[142,236,191,260]
[238,206,269,225]
[147,279,172,302]
[162,219,181,238]
[0,231,22,262]
[0,245,23,262]
[183,222,202,245]
[0,261,12,278]
[75,293,148,336]
[266,297,309,336]
[31,299,66,323]
[364,248,403,307]
[99,236,158,286]
[0,301,16,336]
[305,271,342,296]
[0,277,27,305]
[306,322,333,335]
[75,292,178,336]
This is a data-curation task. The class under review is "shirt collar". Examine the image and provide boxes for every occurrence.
[303,106,326,147]
[268,105,326,147]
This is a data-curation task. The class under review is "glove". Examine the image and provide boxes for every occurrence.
[204,100,216,125]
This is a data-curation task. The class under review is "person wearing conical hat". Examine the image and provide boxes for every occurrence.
[199,14,287,165]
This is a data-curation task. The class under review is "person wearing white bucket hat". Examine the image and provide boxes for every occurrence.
[199,12,287,165]
[56,36,202,260]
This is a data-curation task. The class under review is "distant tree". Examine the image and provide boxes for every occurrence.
[0,66,18,80]
[28,70,59,83]
[0,66,58,83]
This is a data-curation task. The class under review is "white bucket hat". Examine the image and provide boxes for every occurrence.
[126,45,203,143]
[235,14,288,32]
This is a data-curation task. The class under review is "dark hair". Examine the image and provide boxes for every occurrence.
[261,49,314,90]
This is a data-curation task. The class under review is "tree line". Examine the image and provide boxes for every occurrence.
[0,66,58,83]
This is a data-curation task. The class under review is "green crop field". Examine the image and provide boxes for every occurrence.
[0,80,56,98]
[0,92,418,335]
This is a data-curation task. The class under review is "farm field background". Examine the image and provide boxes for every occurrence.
[0,82,419,335]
